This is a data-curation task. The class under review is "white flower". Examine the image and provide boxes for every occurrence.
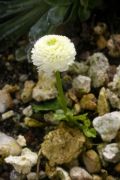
[31,35,76,74]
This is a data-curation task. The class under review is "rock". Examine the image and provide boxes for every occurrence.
[114,163,120,173]
[0,132,21,157]
[21,80,35,103]
[108,65,120,96]
[3,84,19,93]
[72,75,91,94]
[106,89,120,109]
[16,135,26,147]
[32,72,57,102]
[92,175,102,180]
[68,62,89,75]
[80,93,97,110]
[55,167,71,180]
[41,124,85,166]
[70,166,92,180]
[10,170,23,180]
[67,89,78,103]
[19,74,28,82]
[97,87,110,115]
[83,150,101,173]
[107,34,120,57]
[5,148,38,174]
[0,90,13,113]
[22,105,33,117]
[15,46,27,62]
[106,175,116,180]
[87,53,109,88]
[1,110,15,120]
[94,23,107,35]
[24,117,43,127]
[96,35,107,49]
[102,143,120,163]
[27,172,36,180]
[93,111,120,141]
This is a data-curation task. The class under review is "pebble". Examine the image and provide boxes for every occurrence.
[0,132,22,157]
[83,150,101,173]
[80,93,97,110]
[70,166,92,180]
[72,75,91,94]
[93,111,120,141]
[97,87,110,115]
[92,175,102,180]
[32,72,57,102]
[102,143,120,163]
[0,90,13,113]
[1,110,15,120]
[21,80,35,103]
[87,52,109,88]
[22,105,33,117]
[114,163,120,173]
[10,170,22,180]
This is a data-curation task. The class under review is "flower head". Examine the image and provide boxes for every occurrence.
[31,35,76,74]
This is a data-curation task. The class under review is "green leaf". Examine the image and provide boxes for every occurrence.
[44,0,73,6]
[82,127,97,138]
[0,2,49,51]
[29,12,54,42]
[32,99,61,112]
[78,6,90,21]
[29,5,68,42]
[53,110,66,121]
[0,0,43,19]
[47,6,68,25]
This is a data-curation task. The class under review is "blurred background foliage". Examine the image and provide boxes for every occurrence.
[0,0,119,52]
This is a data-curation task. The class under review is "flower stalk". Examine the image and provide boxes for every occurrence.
[55,71,68,114]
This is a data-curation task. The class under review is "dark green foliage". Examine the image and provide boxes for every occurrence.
[0,0,103,51]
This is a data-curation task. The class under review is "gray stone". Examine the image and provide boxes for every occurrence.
[2,110,15,120]
[0,132,21,157]
[106,89,120,109]
[102,143,120,163]
[32,72,57,102]
[97,87,110,115]
[93,111,120,142]
[0,90,13,113]
[108,65,120,96]
[41,124,85,166]
[22,105,33,117]
[83,150,101,173]
[72,75,91,94]
[87,53,109,88]
[69,61,89,75]
[70,166,92,180]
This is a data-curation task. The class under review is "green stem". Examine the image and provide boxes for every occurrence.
[55,71,68,114]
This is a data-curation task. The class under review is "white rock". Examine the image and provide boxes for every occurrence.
[16,135,26,147]
[108,65,120,96]
[2,110,15,120]
[21,80,35,103]
[70,166,92,180]
[87,53,109,88]
[0,90,13,113]
[32,72,57,102]
[0,132,21,157]
[93,111,120,142]
[102,143,120,163]
[5,148,38,174]
[72,75,91,93]
[22,105,33,117]
[55,167,71,180]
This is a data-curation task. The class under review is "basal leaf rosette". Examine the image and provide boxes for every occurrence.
[31,35,76,74]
